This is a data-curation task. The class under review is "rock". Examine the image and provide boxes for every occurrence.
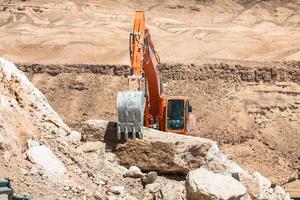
[116,128,213,174]
[82,120,109,141]
[63,186,70,191]
[0,58,71,131]
[160,183,186,200]
[108,186,125,195]
[29,166,39,176]
[186,168,247,200]
[125,166,144,178]
[203,145,291,200]
[142,171,157,185]
[0,132,3,147]
[26,145,66,176]
[239,171,279,200]
[95,178,107,186]
[67,130,81,143]
[94,191,104,200]
[145,182,161,194]
[105,152,116,163]
[27,139,40,148]
[271,186,290,200]
[20,168,28,176]
[3,151,11,163]
[78,141,104,153]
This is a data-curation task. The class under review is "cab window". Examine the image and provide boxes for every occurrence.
[167,100,184,130]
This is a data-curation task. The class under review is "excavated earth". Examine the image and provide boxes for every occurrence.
[0,57,292,200]
[17,60,300,195]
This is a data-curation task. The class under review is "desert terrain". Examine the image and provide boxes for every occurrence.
[0,0,299,199]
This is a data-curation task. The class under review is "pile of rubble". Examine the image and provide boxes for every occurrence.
[0,57,292,199]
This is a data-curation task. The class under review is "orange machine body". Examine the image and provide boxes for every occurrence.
[129,11,194,134]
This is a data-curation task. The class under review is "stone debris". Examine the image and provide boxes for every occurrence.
[0,58,293,200]
[125,166,144,178]
[26,144,67,176]
[67,130,82,143]
[186,168,247,200]
[0,132,3,147]
[78,141,104,153]
[142,171,158,185]
[82,119,109,141]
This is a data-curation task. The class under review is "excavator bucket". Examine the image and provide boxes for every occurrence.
[117,91,145,140]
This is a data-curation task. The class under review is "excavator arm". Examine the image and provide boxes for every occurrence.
[117,11,195,140]
[129,11,165,130]
[117,11,164,139]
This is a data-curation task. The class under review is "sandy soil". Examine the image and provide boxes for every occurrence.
[0,0,300,64]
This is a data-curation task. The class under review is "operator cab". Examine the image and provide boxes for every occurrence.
[165,97,194,134]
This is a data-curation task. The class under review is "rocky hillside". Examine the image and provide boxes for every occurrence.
[17,60,300,189]
[0,57,293,199]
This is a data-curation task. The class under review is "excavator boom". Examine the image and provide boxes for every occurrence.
[117,11,148,139]
[117,11,195,140]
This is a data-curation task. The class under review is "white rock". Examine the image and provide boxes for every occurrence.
[0,58,71,133]
[82,119,109,141]
[270,186,290,200]
[109,186,125,195]
[27,139,40,148]
[0,132,3,147]
[29,165,39,176]
[125,166,144,178]
[186,168,247,200]
[67,130,81,143]
[84,119,108,131]
[20,167,28,176]
[105,152,116,163]
[78,141,104,153]
[145,182,161,193]
[3,151,11,163]
[94,191,104,200]
[26,145,66,176]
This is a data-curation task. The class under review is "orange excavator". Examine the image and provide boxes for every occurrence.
[117,11,196,139]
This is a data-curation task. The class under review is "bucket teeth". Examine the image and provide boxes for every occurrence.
[117,126,121,140]
[132,127,136,140]
[124,127,128,140]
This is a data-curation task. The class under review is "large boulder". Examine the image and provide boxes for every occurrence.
[115,128,214,174]
[82,119,109,141]
[186,168,247,200]
[83,119,291,199]
[239,172,290,200]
